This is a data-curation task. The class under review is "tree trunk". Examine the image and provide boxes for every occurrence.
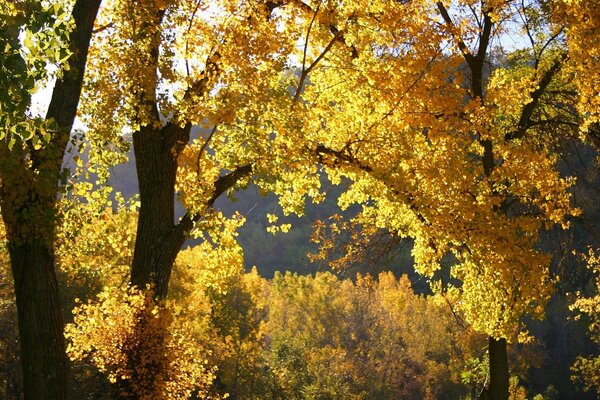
[130,123,189,298]
[0,1,100,398]
[108,122,189,399]
[8,240,66,400]
[480,336,509,400]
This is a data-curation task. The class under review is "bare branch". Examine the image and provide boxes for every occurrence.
[437,2,473,63]
[92,22,113,34]
[294,0,323,103]
[184,0,204,81]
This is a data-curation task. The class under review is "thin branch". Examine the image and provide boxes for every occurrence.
[475,8,493,66]
[437,2,473,63]
[365,48,442,135]
[442,289,467,328]
[294,0,323,103]
[92,22,113,35]
[505,52,567,141]
[174,163,254,235]
[185,0,204,82]
[517,0,536,51]
[182,50,220,103]
[315,144,373,173]
[468,4,482,30]
[538,26,565,61]
[196,124,217,176]
[293,29,344,103]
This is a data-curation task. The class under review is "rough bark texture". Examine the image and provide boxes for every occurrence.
[7,241,66,400]
[0,1,100,398]
[130,123,190,298]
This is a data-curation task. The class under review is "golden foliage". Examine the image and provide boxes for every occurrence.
[287,0,581,341]
[554,0,600,128]
[54,0,598,394]
[56,184,135,294]
[65,285,217,399]
[265,271,487,399]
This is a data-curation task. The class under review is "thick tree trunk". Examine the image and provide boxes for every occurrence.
[8,240,67,400]
[0,2,100,398]
[108,123,189,399]
[480,336,509,400]
[488,337,509,400]
[130,123,189,298]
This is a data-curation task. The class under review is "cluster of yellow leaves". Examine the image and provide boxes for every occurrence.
[80,0,331,228]
[56,183,135,293]
[309,213,385,272]
[76,0,581,349]
[554,0,600,129]
[65,285,218,400]
[59,189,259,398]
[266,271,487,399]
[170,243,270,398]
[174,228,244,298]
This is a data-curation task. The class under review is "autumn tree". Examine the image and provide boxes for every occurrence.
[171,247,272,398]
[0,1,100,398]
[82,0,298,298]
[263,270,488,399]
[555,2,600,395]
[69,0,336,395]
[270,1,581,399]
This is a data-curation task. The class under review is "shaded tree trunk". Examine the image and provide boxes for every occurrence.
[7,240,66,400]
[479,337,509,400]
[488,337,509,400]
[0,1,100,398]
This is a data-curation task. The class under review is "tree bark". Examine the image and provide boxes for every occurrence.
[479,337,509,400]
[130,120,254,299]
[487,337,509,400]
[7,240,66,400]
[0,1,100,398]
[130,122,190,298]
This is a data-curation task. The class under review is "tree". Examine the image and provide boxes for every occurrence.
[264,270,486,399]
[71,0,328,395]
[279,1,580,399]
[545,3,600,396]
[0,1,100,398]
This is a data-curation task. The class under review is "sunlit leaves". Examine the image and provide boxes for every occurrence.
[554,0,600,129]
[0,0,73,142]
[284,0,581,342]
[73,0,586,376]
[56,186,136,295]
[65,285,217,400]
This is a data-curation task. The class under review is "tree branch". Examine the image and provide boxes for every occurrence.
[505,53,567,142]
[174,164,254,235]
[437,2,474,64]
